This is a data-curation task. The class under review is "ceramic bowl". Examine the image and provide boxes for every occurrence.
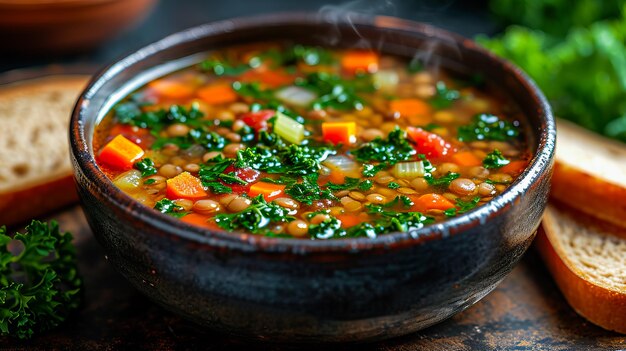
[70,12,555,343]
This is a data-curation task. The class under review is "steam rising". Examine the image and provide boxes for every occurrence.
[316,0,463,77]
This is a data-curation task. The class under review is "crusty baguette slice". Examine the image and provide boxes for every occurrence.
[0,75,89,227]
[551,119,626,233]
[537,204,626,334]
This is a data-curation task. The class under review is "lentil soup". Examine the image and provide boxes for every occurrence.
[94,43,530,239]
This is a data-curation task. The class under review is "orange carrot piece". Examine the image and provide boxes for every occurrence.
[328,169,346,184]
[390,98,432,118]
[166,172,208,200]
[148,79,195,99]
[240,69,294,88]
[98,134,144,170]
[499,160,528,175]
[196,84,238,105]
[181,213,213,229]
[415,193,455,211]
[322,122,357,145]
[248,182,286,201]
[341,50,379,74]
[452,151,483,167]
[337,214,362,228]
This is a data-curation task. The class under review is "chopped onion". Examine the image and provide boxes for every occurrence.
[392,161,425,179]
[322,156,360,178]
[274,111,304,144]
[275,86,317,107]
[372,70,399,93]
[113,169,142,192]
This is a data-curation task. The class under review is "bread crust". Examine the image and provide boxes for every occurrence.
[0,173,77,228]
[538,208,626,334]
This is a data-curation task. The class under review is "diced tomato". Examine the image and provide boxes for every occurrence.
[220,165,261,193]
[240,110,275,131]
[109,125,153,149]
[406,126,455,159]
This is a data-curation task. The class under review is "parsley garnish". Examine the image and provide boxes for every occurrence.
[324,177,374,192]
[425,172,460,187]
[199,58,249,76]
[115,102,204,132]
[134,158,157,177]
[154,199,188,218]
[444,197,481,217]
[388,182,400,189]
[296,72,373,110]
[457,113,520,141]
[285,174,337,205]
[430,81,460,109]
[0,221,82,339]
[362,163,391,177]
[483,149,510,169]
[353,127,416,164]
[214,195,294,234]
[152,128,227,151]
[198,156,237,194]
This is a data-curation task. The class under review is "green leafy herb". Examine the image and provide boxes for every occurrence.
[251,45,336,67]
[407,59,423,73]
[286,174,336,205]
[199,58,249,76]
[425,172,460,187]
[444,197,481,217]
[0,221,82,339]
[115,102,204,132]
[144,178,157,185]
[362,163,391,177]
[457,113,520,142]
[353,127,416,164]
[134,158,157,177]
[309,217,346,239]
[214,195,294,234]
[358,179,373,191]
[430,81,460,109]
[260,176,298,186]
[154,199,187,218]
[296,72,373,110]
[198,156,237,194]
[387,182,400,189]
[483,149,510,169]
[152,128,227,151]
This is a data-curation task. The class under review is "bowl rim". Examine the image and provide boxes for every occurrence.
[70,12,556,254]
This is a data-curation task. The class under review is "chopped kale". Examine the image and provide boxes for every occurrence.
[430,81,460,109]
[425,172,460,187]
[285,174,337,205]
[214,195,294,234]
[296,72,373,110]
[198,156,240,194]
[457,113,520,142]
[152,128,226,151]
[483,149,511,169]
[353,127,416,164]
[134,158,157,177]
[444,197,481,217]
[387,182,400,189]
[115,103,204,132]
[154,199,188,218]
[199,58,249,76]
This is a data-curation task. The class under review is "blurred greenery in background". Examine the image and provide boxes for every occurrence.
[478,0,626,142]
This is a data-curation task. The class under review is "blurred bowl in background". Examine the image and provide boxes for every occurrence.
[0,0,157,55]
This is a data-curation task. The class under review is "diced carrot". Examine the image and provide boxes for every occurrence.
[240,69,294,88]
[452,151,482,167]
[98,134,145,170]
[499,160,528,175]
[341,50,379,74]
[148,79,195,99]
[322,122,357,145]
[414,193,455,212]
[181,213,213,229]
[406,126,455,159]
[196,84,238,105]
[328,169,346,184]
[390,98,432,118]
[166,172,208,200]
[337,214,362,228]
[248,182,286,201]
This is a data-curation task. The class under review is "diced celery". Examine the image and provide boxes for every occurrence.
[274,111,305,144]
[372,70,399,93]
[113,169,142,192]
[392,161,425,178]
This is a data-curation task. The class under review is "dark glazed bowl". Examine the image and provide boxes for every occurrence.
[70,13,555,343]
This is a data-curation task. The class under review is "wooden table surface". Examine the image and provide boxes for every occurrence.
[1,206,625,350]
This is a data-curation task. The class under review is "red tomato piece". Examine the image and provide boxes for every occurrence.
[240,110,275,131]
[406,127,455,159]
[221,165,261,193]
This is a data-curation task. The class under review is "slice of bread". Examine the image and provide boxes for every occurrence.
[0,75,89,227]
[551,119,626,233]
[537,204,626,334]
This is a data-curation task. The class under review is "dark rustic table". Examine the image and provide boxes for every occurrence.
[2,206,625,350]
[1,1,625,349]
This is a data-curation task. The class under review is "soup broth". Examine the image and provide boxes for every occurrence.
[94,43,529,239]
